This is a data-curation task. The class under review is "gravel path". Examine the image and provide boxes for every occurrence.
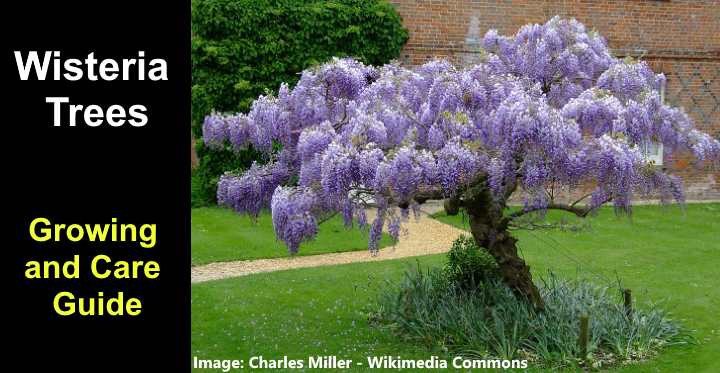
[191,202,465,283]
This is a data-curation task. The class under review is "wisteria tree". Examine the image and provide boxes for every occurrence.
[203,17,719,309]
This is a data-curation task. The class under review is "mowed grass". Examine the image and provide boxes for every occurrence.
[192,203,720,372]
[192,207,392,265]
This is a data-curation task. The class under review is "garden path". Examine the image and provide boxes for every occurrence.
[191,201,465,283]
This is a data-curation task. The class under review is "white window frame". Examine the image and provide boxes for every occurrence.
[641,141,663,166]
[641,79,665,166]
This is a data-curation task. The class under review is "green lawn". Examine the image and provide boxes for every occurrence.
[192,207,392,265]
[192,203,720,372]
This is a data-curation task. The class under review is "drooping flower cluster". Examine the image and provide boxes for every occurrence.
[270,186,319,254]
[203,19,720,254]
[482,16,614,107]
[216,160,290,219]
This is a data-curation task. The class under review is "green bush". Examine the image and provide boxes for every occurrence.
[192,141,264,207]
[444,235,499,289]
[191,0,408,135]
[191,0,408,205]
[370,267,689,369]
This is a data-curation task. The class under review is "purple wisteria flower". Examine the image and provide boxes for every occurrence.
[201,17,720,254]
[270,186,319,254]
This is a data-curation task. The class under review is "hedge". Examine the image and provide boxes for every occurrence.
[192,0,409,135]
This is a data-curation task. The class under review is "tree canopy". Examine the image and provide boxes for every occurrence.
[203,17,720,254]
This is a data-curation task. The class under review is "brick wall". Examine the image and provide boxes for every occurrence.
[389,0,720,200]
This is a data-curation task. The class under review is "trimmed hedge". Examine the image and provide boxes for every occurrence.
[191,0,409,135]
[191,0,408,206]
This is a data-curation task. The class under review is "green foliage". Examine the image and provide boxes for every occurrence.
[444,235,499,289]
[371,266,689,369]
[191,172,205,208]
[191,0,409,136]
[192,141,263,207]
[191,0,408,205]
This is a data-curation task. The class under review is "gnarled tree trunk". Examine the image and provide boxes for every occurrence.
[462,178,545,311]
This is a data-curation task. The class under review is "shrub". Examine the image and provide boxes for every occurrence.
[444,235,499,289]
[191,0,409,136]
[371,265,689,369]
[191,0,408,205]
[192,141,264,206]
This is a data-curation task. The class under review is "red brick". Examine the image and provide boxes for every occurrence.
[389,0,720,200]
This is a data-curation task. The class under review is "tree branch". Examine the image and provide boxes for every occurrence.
[509,202,592,219]
[570,192,593,207]
[508,197,612,221]
[316,211,339,225]
[413,188,446,204]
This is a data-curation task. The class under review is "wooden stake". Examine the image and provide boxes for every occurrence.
[623,288,633,318]
[579,314,589,361]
